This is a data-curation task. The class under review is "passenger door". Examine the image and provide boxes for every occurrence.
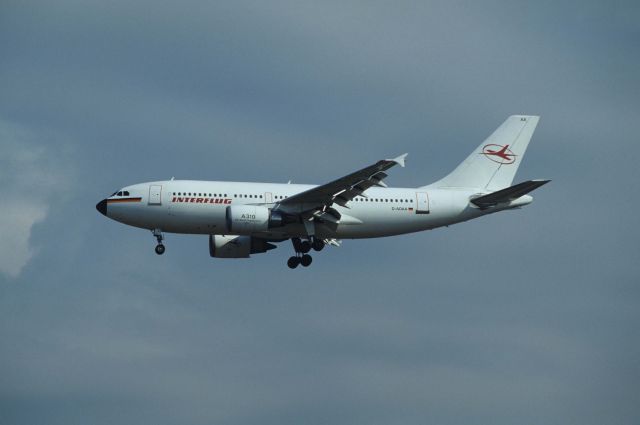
[149,185,162,205]
[415,192,429,214]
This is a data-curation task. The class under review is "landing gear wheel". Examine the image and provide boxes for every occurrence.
[287,256,300,269]
[299,241,311,253]
[152,229,165,255]
[300,254,312,267]
[312,239,325,251]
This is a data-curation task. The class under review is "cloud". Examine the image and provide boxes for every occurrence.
[0,202,47,278]
[0,120,74,278]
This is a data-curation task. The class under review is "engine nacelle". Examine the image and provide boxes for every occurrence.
[225,205,289,234]
[209,235,276,258]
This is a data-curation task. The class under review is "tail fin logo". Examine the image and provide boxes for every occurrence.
[481,144,517,164]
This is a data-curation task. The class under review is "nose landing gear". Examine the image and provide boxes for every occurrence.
[152,228,165,255]
[287,237,323,268]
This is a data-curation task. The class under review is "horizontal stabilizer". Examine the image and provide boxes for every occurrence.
[470,179,550,209]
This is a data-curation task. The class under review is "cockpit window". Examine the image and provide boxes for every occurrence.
[123,191,130,196]
[117,191,123,196]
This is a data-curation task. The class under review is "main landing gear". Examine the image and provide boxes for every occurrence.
[152,228,165,255]
[287,237,324,269]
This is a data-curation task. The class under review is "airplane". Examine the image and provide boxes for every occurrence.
[96,115,550,268]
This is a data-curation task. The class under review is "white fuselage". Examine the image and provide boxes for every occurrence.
[104,180,531,240]
[96,116,545,266]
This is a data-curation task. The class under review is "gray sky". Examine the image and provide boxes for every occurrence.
[1,1,639,424]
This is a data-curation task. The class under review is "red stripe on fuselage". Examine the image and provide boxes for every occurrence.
[107,197,142,204]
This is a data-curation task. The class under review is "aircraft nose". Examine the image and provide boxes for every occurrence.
[96,199,107,216]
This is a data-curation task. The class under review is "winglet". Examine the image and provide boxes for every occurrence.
[388,153,408,167]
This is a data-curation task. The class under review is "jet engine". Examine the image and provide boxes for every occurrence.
[225,205,293,233]
[209,235,277,258]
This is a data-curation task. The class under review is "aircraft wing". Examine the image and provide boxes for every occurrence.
[277,153,407,213]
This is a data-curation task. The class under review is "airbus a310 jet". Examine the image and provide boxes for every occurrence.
[96,115,549,268]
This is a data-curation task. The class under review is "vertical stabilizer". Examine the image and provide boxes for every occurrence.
[431,115,540,190]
